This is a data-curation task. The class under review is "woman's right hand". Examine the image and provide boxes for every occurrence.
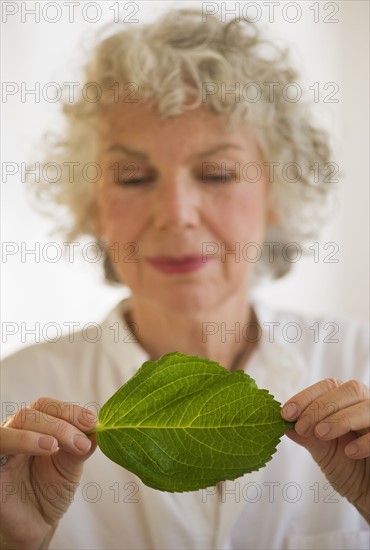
[0,397,97,549]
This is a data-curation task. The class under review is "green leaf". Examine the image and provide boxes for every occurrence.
[93,352,293,492]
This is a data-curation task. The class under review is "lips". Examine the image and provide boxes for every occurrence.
[147,255,211,275]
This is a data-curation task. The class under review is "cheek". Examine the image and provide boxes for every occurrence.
[213,184,267,241]
[97,191,135,241]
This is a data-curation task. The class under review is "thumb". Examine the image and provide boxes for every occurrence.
[50,434,97,483]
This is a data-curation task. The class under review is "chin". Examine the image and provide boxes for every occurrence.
[152,286,222,317]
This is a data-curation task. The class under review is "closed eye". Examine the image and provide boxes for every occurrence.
[201,174,237,183]
[119,177,154,186]
[108,161,156,186]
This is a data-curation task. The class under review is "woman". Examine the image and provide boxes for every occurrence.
[1,9,369,550]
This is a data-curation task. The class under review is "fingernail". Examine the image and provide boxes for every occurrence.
[283,403,299,420]
[39,436,58,452]
[316,423,330,437]
[78,410,97,427]
[295,415,311,435]
[74,434,92,453]
[345,443,359,457]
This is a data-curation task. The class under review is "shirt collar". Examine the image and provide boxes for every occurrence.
[100,296,308,403]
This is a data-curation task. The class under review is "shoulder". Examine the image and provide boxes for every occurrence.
[0,324,103,414]
[1,319,104,372]
[254,300,369,383]
[1,298,132,372]
[0,298,147,414]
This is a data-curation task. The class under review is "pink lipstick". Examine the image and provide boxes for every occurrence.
[147,255,210,275]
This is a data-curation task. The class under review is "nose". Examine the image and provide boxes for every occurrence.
[152,174,200,232]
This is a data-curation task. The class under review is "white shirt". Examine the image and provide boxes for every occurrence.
[1,298,369,549]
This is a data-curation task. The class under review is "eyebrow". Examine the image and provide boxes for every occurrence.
[104,145,148,159]
[193,144,243,159]
[103,143,243,160]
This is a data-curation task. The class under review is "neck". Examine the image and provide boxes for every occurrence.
[124,294,259,372]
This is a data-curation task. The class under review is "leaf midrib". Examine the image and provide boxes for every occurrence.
[95,420,283,432]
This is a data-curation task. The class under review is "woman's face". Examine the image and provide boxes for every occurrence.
[97,103,269,314]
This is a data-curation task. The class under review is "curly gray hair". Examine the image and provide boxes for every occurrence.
[32,8,334,283]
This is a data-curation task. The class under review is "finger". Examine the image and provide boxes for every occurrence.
[345,431,370,460]
[282,379,369,437]
[7,409,92,456]
[281,378,343,421]
[2,398,97,433]
[30,397,97,431]
[0,426,58,456]
[315,400,370,440]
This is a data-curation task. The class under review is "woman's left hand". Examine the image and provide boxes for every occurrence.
[281,378,370,523]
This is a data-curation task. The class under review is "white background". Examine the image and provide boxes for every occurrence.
[1,1,369,359]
